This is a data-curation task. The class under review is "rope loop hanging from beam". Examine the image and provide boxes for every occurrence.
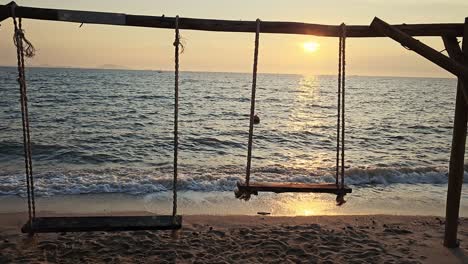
[11,3,36,227]
[11,5,35,58]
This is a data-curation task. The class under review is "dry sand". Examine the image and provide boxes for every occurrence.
[1,213,467,263]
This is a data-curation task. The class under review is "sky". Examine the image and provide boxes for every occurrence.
[0,0,467,77]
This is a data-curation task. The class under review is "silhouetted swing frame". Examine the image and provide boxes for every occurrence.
[0,2,467,248]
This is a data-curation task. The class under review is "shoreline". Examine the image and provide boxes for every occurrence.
[1,185,468,217]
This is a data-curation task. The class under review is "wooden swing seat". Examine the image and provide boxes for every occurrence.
[237,181,352,195]
[21,215,182,233]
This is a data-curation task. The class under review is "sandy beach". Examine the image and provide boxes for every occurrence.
[1,0,468,263]
[0,213,467,263]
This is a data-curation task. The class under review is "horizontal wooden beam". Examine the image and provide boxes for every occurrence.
[371,17,468,79]
[0,2,464,37]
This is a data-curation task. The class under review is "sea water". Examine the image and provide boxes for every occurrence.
[0,67,467,215]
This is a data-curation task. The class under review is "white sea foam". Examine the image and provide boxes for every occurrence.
[0,166,464,197]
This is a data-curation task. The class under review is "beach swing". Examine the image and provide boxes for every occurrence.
[235,21,352,204]
[11,9,182,233]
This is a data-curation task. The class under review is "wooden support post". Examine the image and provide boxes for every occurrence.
[371,17,468,82]
[443,18,468,248]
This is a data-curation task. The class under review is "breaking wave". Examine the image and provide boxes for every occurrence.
[0,165,464,197]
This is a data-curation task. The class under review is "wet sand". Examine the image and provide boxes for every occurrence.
[3,188,468,217]
[1,213,467,263]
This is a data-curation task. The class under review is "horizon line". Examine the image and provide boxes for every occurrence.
[0,65,456,80]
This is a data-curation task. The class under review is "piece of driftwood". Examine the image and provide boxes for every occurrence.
[371,17,468,80]
[237,182,352,194]
[443,19,468,249]
[0,2,464,37]
[22,215,182,233]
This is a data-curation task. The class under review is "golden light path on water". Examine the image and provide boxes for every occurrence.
[286,75,334,172]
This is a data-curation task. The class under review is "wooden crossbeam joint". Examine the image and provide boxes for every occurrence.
[371,17,468,82]
[443,36,464,62]
[442,36,468,104]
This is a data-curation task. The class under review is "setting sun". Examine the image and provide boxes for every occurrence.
[1,1,467,262]
[303,41,320,53]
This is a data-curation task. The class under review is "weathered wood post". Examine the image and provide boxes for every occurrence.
[443,18,468,248]
[370,17,468,247]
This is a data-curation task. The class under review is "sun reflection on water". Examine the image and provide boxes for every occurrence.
[289,75,323,130]
[282,75,336,174]
[269,193,338,216]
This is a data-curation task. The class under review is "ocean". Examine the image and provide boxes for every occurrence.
[0,66,467,215]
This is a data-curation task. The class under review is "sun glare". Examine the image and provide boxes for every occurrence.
[303,41,320,53]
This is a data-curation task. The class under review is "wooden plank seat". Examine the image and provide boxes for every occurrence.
[21,215,182,233]
[236,182,352,199]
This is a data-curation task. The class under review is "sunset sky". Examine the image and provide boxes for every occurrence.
[0,0,466,77]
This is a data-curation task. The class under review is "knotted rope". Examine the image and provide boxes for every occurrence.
[235,19,261,200]
[172,15,180,218]
[12,5,36,226]
[13,25,35,58]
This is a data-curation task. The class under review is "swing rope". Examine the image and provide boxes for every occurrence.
[336,31,342,186]
[340,24,347,189]
[12,5,36,226]
[172,15,180,217]
[11,5,181,229]
[245,19,261,187]
[237,22,349,203]
[235,19,260,200]
[335,23,347,205]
